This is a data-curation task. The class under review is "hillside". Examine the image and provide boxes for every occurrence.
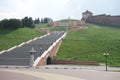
[59,19,80,23]
[56,24,120,67]
[0,28,44,51]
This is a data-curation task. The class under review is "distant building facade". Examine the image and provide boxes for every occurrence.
[49,19,82,27]
[82,10,93,22]
[82,10,120,26]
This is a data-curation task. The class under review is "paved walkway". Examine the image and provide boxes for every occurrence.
[0,65,120,80]
[0,70,44,80]
[0,69,84,80]
[42,65,120,71]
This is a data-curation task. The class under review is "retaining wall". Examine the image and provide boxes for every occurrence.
[33,32,67,66]
[52,60,98,65]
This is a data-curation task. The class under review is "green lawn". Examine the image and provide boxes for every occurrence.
[59,19,79,23]
[56,24,120,67]
[0,28,44,51]
[35,23,48,29]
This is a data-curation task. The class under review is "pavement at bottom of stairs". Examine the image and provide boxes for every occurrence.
[0,68,84,80]
[0,65,120,80]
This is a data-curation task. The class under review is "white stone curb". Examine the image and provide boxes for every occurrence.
[0,33,50,55]
[18,42,25,47]
[0,50,6,54]
[6,46,17,52]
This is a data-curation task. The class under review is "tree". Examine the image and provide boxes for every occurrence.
[9,19,22,29]
[44,18,48,23]
[0,21,2,29]
[1,19,9,29]
[22,17,35,28]
[41,18,44,23]
[43,17,53,23]
[0,19,22,29]
[28,17,34,28]
[22,17,29,27]
[34,18,40,24]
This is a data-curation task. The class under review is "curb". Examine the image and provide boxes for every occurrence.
[0,33,50,55]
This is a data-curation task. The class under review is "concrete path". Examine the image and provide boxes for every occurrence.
[42,65,120,71]
[0,70,44,80]
[0,69,84,80]
[0,32,64,66]
[0,65,120,80]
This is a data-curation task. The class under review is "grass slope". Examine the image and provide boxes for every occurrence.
[35,23,48,28]
[0,28,44,51]
[59,19,79,23]
[56,24,120,67]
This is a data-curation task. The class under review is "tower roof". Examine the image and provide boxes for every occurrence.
[83,10,92,14]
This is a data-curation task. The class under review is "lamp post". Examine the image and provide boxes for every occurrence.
[103,53,109,71]
[29,47,36,67]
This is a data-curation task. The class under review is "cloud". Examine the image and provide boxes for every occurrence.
[0,0,120,20]
[0,0,70,20]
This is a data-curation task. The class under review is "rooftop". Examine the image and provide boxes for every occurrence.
[83,10,93,14]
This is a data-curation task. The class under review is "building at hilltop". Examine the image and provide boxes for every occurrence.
[82,10,120,26]
[49,19,82,27]
[82,10,93,22]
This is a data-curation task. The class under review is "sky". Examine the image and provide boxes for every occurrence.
[0,0,120,21]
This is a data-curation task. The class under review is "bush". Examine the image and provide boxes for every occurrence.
[0,19,22,29]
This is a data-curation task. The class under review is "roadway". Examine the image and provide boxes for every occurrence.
[0,31,64,66]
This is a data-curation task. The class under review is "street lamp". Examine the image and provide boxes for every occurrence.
[103,53,109,71]
[29,47,36,67]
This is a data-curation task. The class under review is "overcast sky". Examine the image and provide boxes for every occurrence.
[0,0,120,21]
